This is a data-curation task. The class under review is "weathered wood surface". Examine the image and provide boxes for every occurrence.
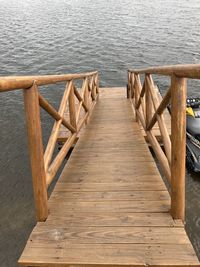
[23,83,48,221]
[58,88,171,143]
[171,76,187,221]
[129,63,200,78]
[140,89,171,144]
[19,88,198,267]
[0,71,98,92]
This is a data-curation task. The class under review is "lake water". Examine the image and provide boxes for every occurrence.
[0,0,200,266]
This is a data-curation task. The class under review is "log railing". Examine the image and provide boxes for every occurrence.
[127,64,200,221]
[0,71,99,221]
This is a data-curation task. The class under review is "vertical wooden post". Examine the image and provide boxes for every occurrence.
[84,78,89,109]
[131,73,135,99]
[84,78,89,124]
[23,82,48,222]
[134,74,139,122]
[90,77,95,101]
[69,83,77,130]
[95,74,99,95]
[145,74,153,129]
[92,77,97,100]
[127,72,130,99]
[171,75,187,221]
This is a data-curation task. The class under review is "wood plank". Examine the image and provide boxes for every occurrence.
[50,190,169,201]
[53,182,167,192]
[48,200,170,213]
[29,226,189,245]
[19,244,199,266]
[60,161,159,173]
[45,212,183,227]
[53,170,166,186]
[52,174,166,183]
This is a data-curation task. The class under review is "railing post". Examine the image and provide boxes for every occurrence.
[69,83,77,130]
[23,82,48,222]
[91,77,97,100]
[84,78,90,124]
[145,74,153,129]
[95,73,99,95]
[171,75,187,221]
[127,71,131,98]
[134,74,140,122]
[84,78,89,108]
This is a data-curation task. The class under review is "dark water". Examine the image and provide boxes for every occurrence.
[0,0,200,266]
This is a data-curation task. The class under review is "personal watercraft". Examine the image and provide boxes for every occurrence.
[186,98,200,172]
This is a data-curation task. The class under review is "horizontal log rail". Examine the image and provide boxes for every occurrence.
[129,64,200,79]
[126,64,200,222]
[0,71,97,92]
[0,71,99,222]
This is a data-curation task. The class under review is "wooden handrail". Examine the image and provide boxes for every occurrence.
[136,82,145,109]
[0,71,98,92]
[38,93,76,133]
[0,70,99,222]
[74,86,88,112]
[145,75,171,164]
[147,87,171,130]
[44,81,73,171]
[127,65,188,221]
[129,64,200,79]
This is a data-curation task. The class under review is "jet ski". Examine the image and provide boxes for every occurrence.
[186,97,200,172]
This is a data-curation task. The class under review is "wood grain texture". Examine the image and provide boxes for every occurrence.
[44,81,73,171]
[41,212,183,227]
[38,93,76,133]
[19,88,198,267]
[20,244,199,266]
[23,83,48,222]
[171,76,187,221]
[146,75,171,164]
[129,63,200,78]
[0,71,98,91]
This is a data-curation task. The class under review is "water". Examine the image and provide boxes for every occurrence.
[0,0,200,266]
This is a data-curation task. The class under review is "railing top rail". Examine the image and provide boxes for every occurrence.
[128,64,200,79]
[0,71,98,92]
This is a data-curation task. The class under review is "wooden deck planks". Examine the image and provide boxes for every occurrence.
[19,88,199,267]
[20,244,199,266]
[26,226,191,244]
[39,212,183,227]
[49,190,169,201]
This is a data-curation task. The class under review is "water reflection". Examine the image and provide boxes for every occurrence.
[0,0,200,266]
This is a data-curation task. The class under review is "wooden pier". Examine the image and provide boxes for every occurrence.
[0,65,200,267]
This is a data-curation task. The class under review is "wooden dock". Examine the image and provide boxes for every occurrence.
[18,88,198,266]
[0,65,200,267]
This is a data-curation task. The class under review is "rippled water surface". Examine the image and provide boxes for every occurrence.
[0,0,200,266]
